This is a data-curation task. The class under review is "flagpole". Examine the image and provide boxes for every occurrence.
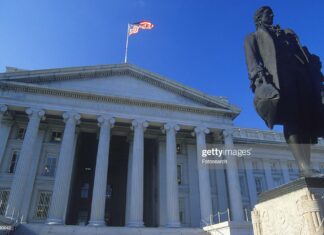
[124,24,130,63]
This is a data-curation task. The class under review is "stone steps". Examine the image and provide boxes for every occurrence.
[13,224,208,235]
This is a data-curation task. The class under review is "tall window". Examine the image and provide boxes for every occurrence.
[179,198,185,224]
[252,160,259,170]
[271,161,278,171]
[239,175,248,197]
[80,183,89,198]
[176,144,182,154]
[273,176,283,187]
[8,150,20,174]
[41,155,57,177]
[0,190,9,215]
[51,131,62,142]
[255,176,265,195]
[34,191,52,220]
[288,162,294,173]
[321,164,324,173]
[17,127,26,140]
[177,164,182,185]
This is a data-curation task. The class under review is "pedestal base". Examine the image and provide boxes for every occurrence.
[203,221,252,235]
[252,177,324,235]
[45,218,64,225]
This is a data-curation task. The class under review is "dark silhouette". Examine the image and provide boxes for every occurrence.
[244,6,324,177]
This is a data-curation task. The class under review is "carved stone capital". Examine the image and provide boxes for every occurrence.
[193,126,210,136]
[62,112,81,124]
[26,108,46,120]
[162,123,180,134]
[131,120,149,131]
[97,116,115,128]
[222,128,234,139]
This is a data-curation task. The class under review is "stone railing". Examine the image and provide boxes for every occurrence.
[233,128,324,146]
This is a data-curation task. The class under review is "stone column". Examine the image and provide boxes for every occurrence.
[89,116,115,226]
[46,112,80,225]
[280,160,291,184]
[194,127,213,224]
[127,120,148,227]
[263,161,274,190]
[164,123,181,227]
[0,105,8,129]
[223,129,244,222]
[157,138,167,226]
[20,129,46,223]
[0,105,11,167]
[7,108,45,214]
[244,158,258,207]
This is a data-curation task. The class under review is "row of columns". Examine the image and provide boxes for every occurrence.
[0,105,245,226]
[243,153,297,209]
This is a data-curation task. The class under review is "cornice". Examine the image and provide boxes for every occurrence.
[0,63,241,117]
[0,81,236,118]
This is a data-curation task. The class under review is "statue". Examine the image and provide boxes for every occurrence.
[244,6,324,177]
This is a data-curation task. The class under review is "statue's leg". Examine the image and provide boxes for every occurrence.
[285,134,312,177]
[301,137,311,169]
[285,135,324,177]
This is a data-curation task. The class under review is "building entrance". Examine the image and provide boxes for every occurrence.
[65,134,158,227]
[143,139,158,227]
[105,136,129,226]
[66,132,98,225]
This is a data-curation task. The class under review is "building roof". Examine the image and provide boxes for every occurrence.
[0,63,241,119]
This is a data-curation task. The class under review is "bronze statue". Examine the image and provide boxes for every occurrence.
[244,6,324,177]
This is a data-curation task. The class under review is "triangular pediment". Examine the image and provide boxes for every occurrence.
[38,74,209,107]
[0,64,240,116]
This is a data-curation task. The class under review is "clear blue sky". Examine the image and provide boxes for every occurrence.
[0,0,323,131]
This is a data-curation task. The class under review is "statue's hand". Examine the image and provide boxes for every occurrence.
[254,71,267,88]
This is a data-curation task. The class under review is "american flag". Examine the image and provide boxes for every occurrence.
[128,20,154,35]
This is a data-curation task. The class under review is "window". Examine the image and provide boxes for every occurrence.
[255,176,265,195]
[17,128,26,140]
[34,191,52,220]
[271,161,278,171]
[8,150,20,174]
[176,144,181,154]
[0,190,9,216]
[177,164,182,185]
[51,131,62,142]
[273,177,283,187]
[252,160,259,170]
[179,198,185,224]
[239,175,248,197]
[80,183,89,198]
[41,155,57,177]
[288,162,294,172]
[106,185,112,199]
[321,164,324,173]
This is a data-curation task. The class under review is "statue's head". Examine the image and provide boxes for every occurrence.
[254,6,274,28]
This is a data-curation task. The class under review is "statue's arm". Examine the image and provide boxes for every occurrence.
[244,33,264,91]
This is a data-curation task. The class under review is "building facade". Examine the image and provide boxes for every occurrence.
[0,64,323,234]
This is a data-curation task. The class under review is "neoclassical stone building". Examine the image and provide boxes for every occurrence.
[0,64,323,235]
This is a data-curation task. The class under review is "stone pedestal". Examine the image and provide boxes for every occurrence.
[203,221,253,235]
[252,177,324,235]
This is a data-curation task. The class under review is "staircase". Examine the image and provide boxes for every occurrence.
[0,215,19,235]
[13,224,208,235]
